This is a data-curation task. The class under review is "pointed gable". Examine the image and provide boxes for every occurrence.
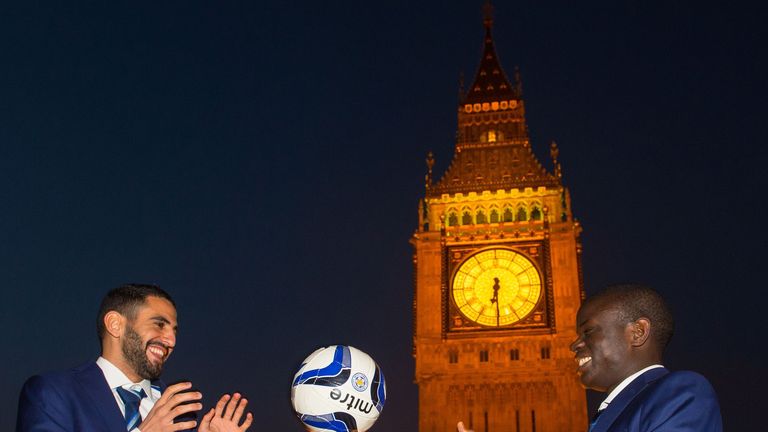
[429,9,558,197]
[462,24,519,105]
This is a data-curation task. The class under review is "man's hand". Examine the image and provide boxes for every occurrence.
[139,382,203,431]
[457,421,473,432]
[199,393,253,432]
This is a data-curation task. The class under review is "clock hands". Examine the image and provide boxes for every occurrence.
[490,277,501,326]
[490,277,500,304]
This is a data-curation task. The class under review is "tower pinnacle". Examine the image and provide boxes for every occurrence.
[483,0,494,29]
[462,2,517,105]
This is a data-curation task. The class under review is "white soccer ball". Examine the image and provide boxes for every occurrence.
[291,345,386,432]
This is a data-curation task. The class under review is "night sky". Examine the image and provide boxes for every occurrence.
[2,1,766,430]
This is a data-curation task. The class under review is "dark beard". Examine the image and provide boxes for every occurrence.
[122,325,163,380]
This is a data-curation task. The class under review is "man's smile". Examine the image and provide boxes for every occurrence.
[576,356,592,373]
[146,343,169,364]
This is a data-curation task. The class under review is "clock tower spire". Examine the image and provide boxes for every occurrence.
[411,5,588,431]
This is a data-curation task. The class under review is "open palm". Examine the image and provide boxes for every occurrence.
[199,393,253,432]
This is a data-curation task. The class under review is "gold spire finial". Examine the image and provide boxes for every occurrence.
[550,141,562,179]
[514,66,523,96]
[550,141,559,160]
[483,0,494,29]
[425,151,435,191]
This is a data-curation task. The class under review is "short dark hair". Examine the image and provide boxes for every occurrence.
[588,283,674,350]
[96,283,175,342]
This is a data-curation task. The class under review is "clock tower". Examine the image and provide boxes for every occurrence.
[411,6,588,432]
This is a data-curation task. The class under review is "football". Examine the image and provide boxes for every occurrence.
[291,345,386,432]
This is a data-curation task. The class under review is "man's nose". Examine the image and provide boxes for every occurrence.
[569,337,583,352]
[162,329,176,347]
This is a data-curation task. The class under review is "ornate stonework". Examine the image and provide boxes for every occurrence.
[412,7,587,432]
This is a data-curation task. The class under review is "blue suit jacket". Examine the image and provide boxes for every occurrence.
[16,361,167,432]
[591,367,723,432]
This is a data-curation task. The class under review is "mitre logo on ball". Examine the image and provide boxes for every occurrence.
[291,345,386,432]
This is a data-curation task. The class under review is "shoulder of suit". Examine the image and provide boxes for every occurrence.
[23,362,97,389]
[658,370,711,383]
[650,369,716,393]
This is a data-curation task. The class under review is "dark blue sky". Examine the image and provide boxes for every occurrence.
[2,1,766,430]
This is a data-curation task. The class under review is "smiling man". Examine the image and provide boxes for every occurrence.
[17,284,253,432]
[570,284,722,432]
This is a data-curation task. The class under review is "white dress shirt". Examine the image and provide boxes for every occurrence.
[96,356,162,431]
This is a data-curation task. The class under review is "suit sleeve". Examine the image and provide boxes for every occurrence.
[16,375,73,432]
[645,371,723,432]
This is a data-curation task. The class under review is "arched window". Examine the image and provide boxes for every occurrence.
[476,209,487,224]
[447,212,459,227]
[516,206,528,222]
[530,206,542,221]
[489,209,500,223]
[462,211,473,225]
[503,207,514,222]
[483,129,504,143]
[540,346,551,359]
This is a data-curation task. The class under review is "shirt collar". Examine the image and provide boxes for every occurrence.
[599,364,664,411]
[96,356,153,397]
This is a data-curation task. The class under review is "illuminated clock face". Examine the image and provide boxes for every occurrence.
[451,248,542,327]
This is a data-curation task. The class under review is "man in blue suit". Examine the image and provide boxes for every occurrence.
[570,284,722,432]
[17,284,253,432]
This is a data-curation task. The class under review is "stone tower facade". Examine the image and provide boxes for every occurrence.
[411,7,588,432]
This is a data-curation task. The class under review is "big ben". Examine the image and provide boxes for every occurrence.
[412,5,587,432]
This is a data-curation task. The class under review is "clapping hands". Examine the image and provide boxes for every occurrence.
[199,393,253,432]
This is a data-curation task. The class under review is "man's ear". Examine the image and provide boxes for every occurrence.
[104,311,126,339]
[630,317,651,347]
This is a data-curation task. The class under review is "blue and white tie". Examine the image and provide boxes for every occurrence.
[116,385,147,431]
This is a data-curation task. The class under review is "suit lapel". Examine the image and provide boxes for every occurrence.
[591,367,669,432]
[73,362,127,431]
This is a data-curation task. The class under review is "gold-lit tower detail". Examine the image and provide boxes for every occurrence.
[411,4,587,431]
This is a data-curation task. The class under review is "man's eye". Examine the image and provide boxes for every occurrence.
[156,322,165,329]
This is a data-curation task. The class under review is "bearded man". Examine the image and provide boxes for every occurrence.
[16,284,252,432]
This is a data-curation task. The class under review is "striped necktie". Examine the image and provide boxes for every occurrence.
[116,385,147,431]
